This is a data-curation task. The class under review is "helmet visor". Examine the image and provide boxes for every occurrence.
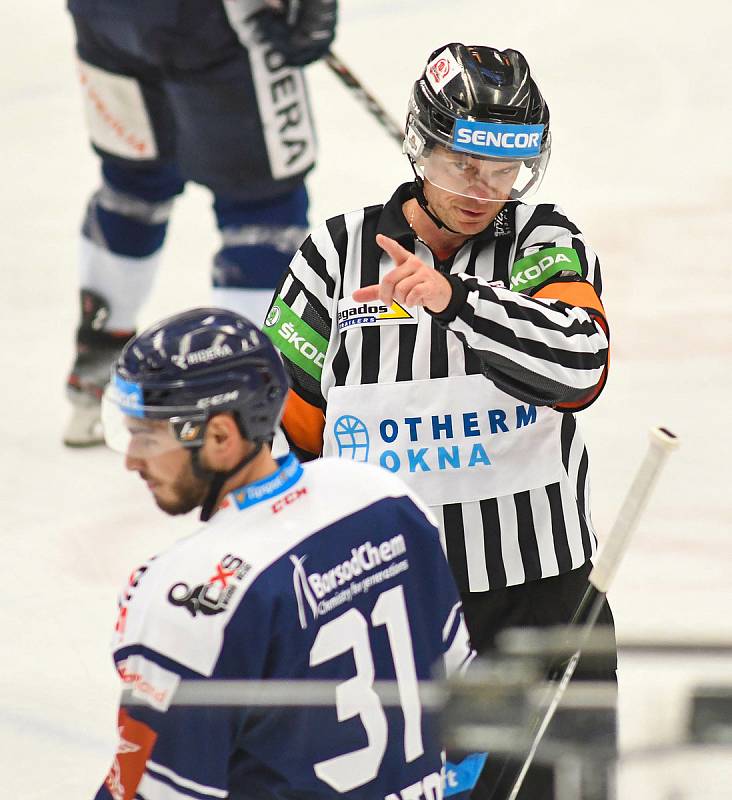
[101,376,206,456]
[407,118,550,202]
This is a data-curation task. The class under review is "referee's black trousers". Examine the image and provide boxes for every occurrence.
[459,561,617,800]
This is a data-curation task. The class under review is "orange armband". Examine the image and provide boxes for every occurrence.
[281,390,325,457]
[533,280,609,411]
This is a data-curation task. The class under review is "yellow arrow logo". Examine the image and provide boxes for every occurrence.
[379,302,413,320]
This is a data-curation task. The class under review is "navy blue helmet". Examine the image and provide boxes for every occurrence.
[103,308,289,452]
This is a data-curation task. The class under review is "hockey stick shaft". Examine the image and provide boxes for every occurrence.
[504,589,604,800]
[589,426,678,592]
[324,51,404,146]
[504,426,679,800]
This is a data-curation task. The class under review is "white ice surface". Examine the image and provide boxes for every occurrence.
[1,1,731,797]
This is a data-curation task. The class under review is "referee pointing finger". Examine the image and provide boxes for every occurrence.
[266,42,616,800]
[353,234,453,312]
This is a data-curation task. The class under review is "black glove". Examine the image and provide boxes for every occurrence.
[252,0,337,67]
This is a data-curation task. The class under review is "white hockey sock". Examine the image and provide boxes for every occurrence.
[78,235,161,331]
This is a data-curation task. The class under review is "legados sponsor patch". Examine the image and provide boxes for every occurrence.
[337,297,415,330]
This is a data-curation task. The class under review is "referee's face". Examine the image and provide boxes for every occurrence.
[423,178,506,236]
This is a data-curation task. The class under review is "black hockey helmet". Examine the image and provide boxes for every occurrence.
[405,43,551,202]
[102,307,288,454]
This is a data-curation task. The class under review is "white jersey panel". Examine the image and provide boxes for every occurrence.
[115,458,427,676]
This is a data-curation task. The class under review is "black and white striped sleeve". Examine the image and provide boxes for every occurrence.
[430,203,610,407]
[434,273,609,407]
[266,224,339,407]
[265,221,346,458]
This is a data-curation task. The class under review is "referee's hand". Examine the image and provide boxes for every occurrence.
[352,234,452,313]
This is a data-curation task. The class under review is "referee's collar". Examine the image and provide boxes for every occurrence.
[377,182,516,251]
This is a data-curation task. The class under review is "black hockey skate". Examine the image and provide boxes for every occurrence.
[64,290,133,447]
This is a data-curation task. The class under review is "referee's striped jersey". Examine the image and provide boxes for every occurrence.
[264,182,610,593]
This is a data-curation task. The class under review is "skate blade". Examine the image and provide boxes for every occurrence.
[63,404,105,447]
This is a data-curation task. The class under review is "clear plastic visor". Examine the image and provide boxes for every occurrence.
[101,385,205,457]
[414,143,550,202]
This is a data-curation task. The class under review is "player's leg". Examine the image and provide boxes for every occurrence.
[66,161,185,441]
[210,184,309,323]
[162,22,315,323]
[64,14,184,446]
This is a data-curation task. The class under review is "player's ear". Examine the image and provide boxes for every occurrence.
[203,413,243,466]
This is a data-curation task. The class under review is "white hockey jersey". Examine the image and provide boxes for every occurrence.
[95,453,473,800]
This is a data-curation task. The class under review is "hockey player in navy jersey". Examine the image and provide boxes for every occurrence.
[98,307,473,800]
[63,0,337,447]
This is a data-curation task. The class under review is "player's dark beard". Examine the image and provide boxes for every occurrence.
[153,461,210,516]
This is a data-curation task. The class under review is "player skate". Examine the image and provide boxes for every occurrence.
[64,289,132,447]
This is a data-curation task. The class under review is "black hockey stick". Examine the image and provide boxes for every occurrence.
[324,51,404,147]
[499,426,680,800]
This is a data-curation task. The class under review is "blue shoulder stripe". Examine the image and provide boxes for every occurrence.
[115,644,204,680]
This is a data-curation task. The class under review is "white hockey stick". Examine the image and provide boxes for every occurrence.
[503,426,679,800]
